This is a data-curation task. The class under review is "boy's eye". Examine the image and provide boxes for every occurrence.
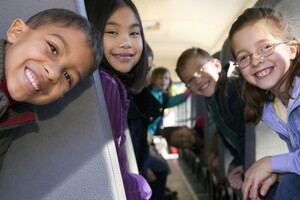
[185,78,193,86]
[260,44,273,52]
[48,42,58,55]
[63,71,72,86]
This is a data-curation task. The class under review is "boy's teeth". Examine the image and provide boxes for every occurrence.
[201,82,209,90]
[26,69,40,91]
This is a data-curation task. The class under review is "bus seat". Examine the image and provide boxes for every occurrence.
[0,0,126,199]
[219,38,235,68]
[204,112,217,167]
[254,0,300,33]
[124,128,139,174]
[245,122,288,170]
[217,136,234,183]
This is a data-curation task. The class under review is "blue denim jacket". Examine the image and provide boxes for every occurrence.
[262,76,300,175]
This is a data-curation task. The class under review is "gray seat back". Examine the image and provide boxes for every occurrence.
[124,127,139,174]
[245,122,288,169]
[0,1,126,199]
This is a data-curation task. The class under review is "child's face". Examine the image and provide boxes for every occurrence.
[179,57,221,97]
[169,126,196,148]
[231,21,297,94]
[153,72,170,91]
[5,19,94,105]
[103,6,143,73]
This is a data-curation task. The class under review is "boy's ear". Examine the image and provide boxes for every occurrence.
[212,58,222,73]
[289,40,298,60]
[7,19,29,43]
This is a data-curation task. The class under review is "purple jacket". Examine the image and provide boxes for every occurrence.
[99,68,152,200]
[262,76,300,175]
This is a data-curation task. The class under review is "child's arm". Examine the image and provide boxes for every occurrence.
[166,89,191,108]
[271,149,300,175]
[243,149,300,200]
[242,156,276,200]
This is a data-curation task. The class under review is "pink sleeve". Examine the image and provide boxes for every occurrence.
[184,89,192,99]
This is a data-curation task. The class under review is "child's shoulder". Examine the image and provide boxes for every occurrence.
[99,68,128,100]
[99,68,122,87]
[99,68,115,81]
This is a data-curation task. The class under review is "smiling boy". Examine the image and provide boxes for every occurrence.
[176,47,246,196]
[0,8,101,169]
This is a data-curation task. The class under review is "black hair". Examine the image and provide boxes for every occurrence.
[85,0,148,92]
[146,42,153,59]
[156,126,180,145]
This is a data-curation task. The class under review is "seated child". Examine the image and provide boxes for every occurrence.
[0,8,101,169]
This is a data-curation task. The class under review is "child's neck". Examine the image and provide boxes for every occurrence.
[153,86,164,92]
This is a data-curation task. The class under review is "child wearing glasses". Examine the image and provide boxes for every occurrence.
[176,47,246,198]
[229,7,300,200]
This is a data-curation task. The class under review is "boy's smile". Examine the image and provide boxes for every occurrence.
[180,57,221,97]
[24,67,42,93]
[4,19,94,104]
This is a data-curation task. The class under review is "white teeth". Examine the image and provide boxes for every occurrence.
[201,82,209,90]
[200,81,209,91]
[25,69,40,91]
[256,68,271,77]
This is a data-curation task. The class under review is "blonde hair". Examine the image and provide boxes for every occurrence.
[150,67,172,94]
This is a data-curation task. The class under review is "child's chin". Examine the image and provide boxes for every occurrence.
[201,89,214,98]
[25,98,50,105]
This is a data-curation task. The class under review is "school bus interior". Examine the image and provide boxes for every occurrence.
[0,0,299,199]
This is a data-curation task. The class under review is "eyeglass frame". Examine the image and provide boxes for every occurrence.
[234,41,300,69]
[185,59,213,88]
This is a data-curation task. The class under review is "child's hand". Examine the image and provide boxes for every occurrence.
[259,173,278,197]
[242,156,273,200]
[227,165,244,190]
[207,153,219,172]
